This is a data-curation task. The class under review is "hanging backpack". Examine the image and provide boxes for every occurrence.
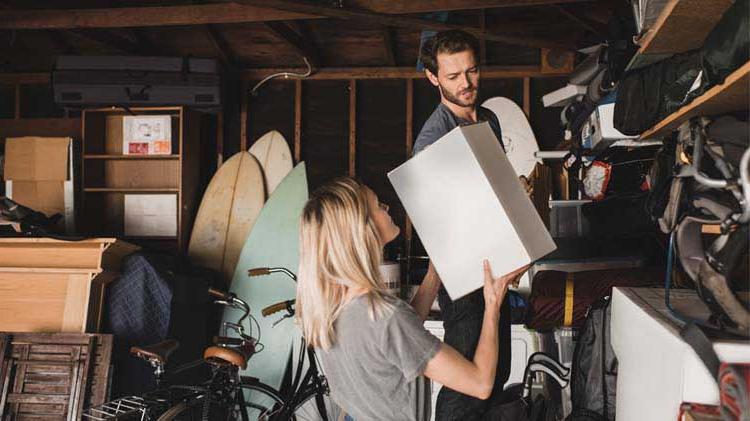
[567,297,617,421]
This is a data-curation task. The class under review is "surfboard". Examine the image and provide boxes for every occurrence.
[482,97,540,178]
[249,130,294,198]
[224,162,308,391]
[188,152,265,283]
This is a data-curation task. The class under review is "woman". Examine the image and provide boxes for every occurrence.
[296,177,526,421]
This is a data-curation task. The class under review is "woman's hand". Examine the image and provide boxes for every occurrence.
[482,260,529,314]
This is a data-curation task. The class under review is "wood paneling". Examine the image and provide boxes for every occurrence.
[301,80,349,190]
[356,79,407,259]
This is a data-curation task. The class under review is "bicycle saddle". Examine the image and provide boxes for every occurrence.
[130,339,180,365]
[204,346,249,370]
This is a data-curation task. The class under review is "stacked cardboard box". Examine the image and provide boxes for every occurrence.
[4,137,75,233]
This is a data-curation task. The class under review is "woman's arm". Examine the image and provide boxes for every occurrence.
[422,262,528,399]
[409,262,441,322]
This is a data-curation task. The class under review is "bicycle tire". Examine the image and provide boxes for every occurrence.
[156,382,287,421]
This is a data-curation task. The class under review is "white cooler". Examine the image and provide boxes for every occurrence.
[610,287,750,421]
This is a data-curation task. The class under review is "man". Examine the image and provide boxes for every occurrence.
[412,29,511,421]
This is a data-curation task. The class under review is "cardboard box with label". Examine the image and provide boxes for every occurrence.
[124,194,177,237]
[4,137,75,233]
[388,123,556,300]
[123,115,172,155]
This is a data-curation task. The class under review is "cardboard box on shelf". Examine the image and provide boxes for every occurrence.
[123,115,172,155]
[388,122,557,300]
[124,194,177,237]
[3,137,75,233]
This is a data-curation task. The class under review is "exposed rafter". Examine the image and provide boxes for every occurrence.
[264,21,320,67]
[236,0,573,50]
[382,27,397,66]
[67,29,142,54]
[552,5,607,36]
[348,0,594,13]
[205,24,238,66]
[241,64,570,80]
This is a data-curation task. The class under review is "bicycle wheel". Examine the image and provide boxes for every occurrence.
[156,382,286,421]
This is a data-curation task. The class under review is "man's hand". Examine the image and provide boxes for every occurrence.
[482,261,529,313]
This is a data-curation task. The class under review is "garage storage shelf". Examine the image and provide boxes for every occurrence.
[640,62,750,139]
[632,0,749,139]
[627,0,735,71]
[80,106,200,252]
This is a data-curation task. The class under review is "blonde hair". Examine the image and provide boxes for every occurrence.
[296,177,392,350]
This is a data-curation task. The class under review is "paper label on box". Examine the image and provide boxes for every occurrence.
[123,115,172,155]
[124,194,177,237]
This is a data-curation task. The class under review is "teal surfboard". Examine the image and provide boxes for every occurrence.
[224,162,308,391]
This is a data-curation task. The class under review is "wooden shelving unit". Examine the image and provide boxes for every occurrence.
[627,0,734,70]
[640,61,750,139]
[81,106,200,252]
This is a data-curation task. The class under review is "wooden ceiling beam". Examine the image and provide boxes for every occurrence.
[382,27,397,66]
[235,0,574,50]
[67,29,142,54]
[348,0,594,13]
[241,64,570,80]
[552,5,607,36]
[205,24,238,66]
[264,21,320,67]
[0,3,316,29]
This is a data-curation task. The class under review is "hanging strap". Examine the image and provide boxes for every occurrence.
[680,322,721,382]
[564,273,575,327]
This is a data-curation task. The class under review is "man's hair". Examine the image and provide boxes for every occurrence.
[420,30,480,76]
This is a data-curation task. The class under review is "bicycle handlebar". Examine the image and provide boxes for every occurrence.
[262,299,295,317]
[208,287,234,302]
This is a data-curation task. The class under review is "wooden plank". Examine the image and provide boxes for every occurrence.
[523,77,531,117]
[0,3,316,29]
[13,83,19,119]
[216,111,224,167]
[348,0,592,13]
[0,242,103,270]
[243,65,570,80]
[0,73,49,85]
[636,0,733,55]
[66,29,142,55]
[235,0,573,49]
[240,81,248,151]
[83,187,179,193]
[0,1,589,30]
[382,27,396,67]
[552,5,606,36]
[294,79,302,163]
[205,24,237,66]
[404,78,414,284]
[264,21,320,67]
[348,80,356,176]
[640,61,750,139]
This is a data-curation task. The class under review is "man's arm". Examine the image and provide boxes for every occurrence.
[409,262,441,322]
[422,263,528,399]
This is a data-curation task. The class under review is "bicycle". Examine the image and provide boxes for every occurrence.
[82,268,330,420]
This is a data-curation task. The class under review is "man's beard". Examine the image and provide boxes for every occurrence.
[439,83,478,108]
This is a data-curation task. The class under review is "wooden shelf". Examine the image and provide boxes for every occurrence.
[84,187,179,193]
[640,61,750,139]
[122,236,178,241]
[627,0,734,70]
[84,154,179,160]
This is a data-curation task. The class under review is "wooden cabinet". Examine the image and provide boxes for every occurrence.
[81,106,200,252]
[0,238,137,333]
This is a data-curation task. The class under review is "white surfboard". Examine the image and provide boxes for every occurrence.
[482,97,540,178]
[188,152,265,283]
[249,130,294,198]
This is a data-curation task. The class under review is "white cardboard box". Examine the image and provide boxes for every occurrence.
[611,287,750,421]
[542,84,587,108]
[124,194,177,237]
[388,122,556,300]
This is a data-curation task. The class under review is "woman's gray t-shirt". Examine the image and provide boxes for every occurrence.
[317,295,442,421]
